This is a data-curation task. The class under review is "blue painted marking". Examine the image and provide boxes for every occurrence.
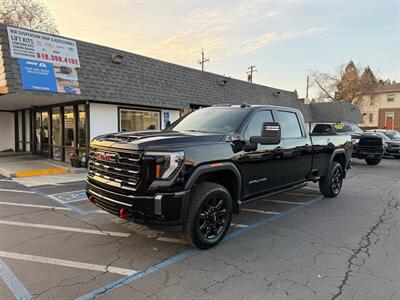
[31,188,88,215]
[53,191,87,203]
[76,195,324,300]
[0,258,33,300]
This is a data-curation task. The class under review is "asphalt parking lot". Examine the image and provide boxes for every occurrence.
[0,158,399,300]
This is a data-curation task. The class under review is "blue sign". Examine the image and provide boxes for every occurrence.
[19,59,57,92]
[163,112,170,125]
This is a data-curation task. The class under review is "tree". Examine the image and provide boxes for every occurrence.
[0,0,58,34]
[309,62,386,104]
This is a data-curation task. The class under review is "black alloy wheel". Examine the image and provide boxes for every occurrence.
[319,161,344,198]
[331,167,343,195]
[197,195,228,241]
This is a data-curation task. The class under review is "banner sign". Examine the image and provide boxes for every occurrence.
[19,59,81,94]
[8,26,80,68]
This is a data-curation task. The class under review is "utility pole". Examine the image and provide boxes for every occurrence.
[247,65,257,83]
[306,75,309,99]
[197,48,209,71]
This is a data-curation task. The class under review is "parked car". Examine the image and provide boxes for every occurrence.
[366,131,400,158]
[312,123,383,165]
[87,105,352,249]
[367,129,400,141]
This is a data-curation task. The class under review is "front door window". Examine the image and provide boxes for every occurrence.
[64,106,75,162]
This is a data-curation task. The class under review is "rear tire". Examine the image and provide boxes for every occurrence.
[365,158,381,165]
[182,182,232,250]
[319,161,343,198]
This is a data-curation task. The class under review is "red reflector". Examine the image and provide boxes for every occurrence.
[210,163,223,167]
[120,208,129,219]
[89,196,96,203]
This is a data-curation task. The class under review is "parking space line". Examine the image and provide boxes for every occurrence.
[156,237,184,244]
[49,189,85,196]
[303,187,320,191]
[241,208,280,215]
[231,223,249,228]
[262,199,305,205]
[63,198,87,203]
[0,202,72,210]
[77,196,324,299]
[0,258,33,300]
[0,188,36,194]
[0,220,130,237]
[0,251,137,276]
[284,192,312,197]
[0,179,13,182]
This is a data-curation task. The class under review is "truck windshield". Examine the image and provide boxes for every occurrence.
[170,107,249,134]
[384,131,400,140]
[333,124,363,134]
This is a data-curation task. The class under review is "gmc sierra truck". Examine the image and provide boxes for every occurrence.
[312,123,383,165]
[87,105,352,249]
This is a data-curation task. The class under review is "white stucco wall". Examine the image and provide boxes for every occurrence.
[89,103,118,139]
[0,112,15,152]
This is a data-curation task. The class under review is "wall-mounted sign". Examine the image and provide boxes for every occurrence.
[7,26,80,68]
[19,59,81,94]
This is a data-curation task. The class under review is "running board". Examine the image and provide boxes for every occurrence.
[238,182,308,211]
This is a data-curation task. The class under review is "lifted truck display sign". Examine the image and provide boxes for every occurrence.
[19,59,81,94]
[7,26,80,68]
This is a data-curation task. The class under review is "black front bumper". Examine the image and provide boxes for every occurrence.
[86,180,190,231]
[385,148,400,157]
[352,146,383,160]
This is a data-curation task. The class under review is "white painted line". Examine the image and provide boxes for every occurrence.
[63,198,87,203]
[231,223,249,228]
[241,208,280,215]
[0,251,137,276]
[0,179,13,182]
[262,199,305,205]
[0,202,71,210]
[0,220,130,237]
[0,188,35,194]
[49,189,85,196]
[303,186,320,191]
[156,237,184,244]
[284,192,311,197]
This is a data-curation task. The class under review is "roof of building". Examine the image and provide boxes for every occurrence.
[0,24,299,110]
[301,101,362,124]
[372,83,400,94]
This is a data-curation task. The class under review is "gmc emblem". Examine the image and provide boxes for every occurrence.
[96,152,117,162]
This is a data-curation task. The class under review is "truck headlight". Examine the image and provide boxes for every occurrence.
[351,139,359,144]
[145,151,185,179]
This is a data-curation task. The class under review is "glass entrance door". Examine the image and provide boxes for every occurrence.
[35,111,50,157]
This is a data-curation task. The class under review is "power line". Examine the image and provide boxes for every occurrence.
[247,65,257,83]
[197,48,210,71]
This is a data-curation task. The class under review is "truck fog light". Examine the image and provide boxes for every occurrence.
[154,195,162,215]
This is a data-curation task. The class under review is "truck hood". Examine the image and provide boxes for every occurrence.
[91,130,226,150]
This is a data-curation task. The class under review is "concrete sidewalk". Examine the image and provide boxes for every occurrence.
[0,153,86,179]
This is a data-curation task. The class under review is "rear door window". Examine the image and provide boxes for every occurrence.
[276,111,303,139]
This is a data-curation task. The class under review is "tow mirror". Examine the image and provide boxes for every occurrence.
[250,122,281,145]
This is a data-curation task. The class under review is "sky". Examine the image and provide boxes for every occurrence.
[43,0,400,98]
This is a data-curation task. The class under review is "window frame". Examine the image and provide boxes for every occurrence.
[242,109,274,141]
[118,107,161,132]
[387,95,395,102]
[275,110,306,140]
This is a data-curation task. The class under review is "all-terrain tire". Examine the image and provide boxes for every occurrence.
[319,161,344,198]
[365,158,381,165]
[181,182,232,250]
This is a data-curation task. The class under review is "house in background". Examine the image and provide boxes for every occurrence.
[357,83,400,131]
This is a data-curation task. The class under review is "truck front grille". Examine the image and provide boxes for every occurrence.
[88,148,142,192]
[358,137,382,147]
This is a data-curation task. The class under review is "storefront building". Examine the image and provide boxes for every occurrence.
[0,24,299,164]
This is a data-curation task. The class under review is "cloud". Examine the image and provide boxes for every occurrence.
[144,1,279,65]
[240,27,329,54]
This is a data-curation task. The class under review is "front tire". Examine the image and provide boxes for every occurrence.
[182,182,232,250]
[319,161,343,198]
[365,158,381,165]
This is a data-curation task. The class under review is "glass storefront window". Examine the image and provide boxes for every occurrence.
[77,104,87,165]
[64,106,75,162]
[120,109,160,132]
[52,107,62,161]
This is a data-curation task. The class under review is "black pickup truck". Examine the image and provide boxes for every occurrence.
[312,123,383,165]
[87,105,352,249]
